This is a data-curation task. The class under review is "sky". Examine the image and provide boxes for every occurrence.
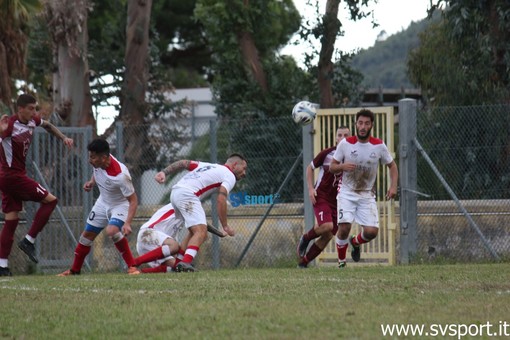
[285,0,431,58]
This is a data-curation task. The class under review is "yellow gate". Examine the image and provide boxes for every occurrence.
[313,107,397,265]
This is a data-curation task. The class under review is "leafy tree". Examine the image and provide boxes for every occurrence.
[408,0,510,105]
[0,0,42,113]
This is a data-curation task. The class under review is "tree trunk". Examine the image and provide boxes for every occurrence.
[0,42,14,114]
[236,0,268,93]
[318,0,340,109]
[48,0,95,129]
[121,0,152,181]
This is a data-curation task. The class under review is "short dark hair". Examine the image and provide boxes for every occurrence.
[87,139,110,156]
[227,153,246,163]
[16,94,36,109]
[356,109,374,122]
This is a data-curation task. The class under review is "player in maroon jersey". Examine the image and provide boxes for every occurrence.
[297,126,351,268]
[0,94,73,276]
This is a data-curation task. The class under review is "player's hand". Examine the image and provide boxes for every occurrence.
[0,114,9,132]
[63,137,74,148]
[155,171,166,183]
[83,180,94,191]
[342,162,357,172]
[223,225,235,237]
[122,223,132,236]
[386,186,397,200]
[308,189,317,205]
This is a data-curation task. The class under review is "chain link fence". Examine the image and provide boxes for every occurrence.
[414,104,510,262]
[9,116,306,274]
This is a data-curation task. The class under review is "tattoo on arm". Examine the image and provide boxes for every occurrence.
[162,160,190,176]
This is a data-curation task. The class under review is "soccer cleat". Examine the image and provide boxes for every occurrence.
[338,260,347,269]
[350,235,361,262]
[127,266,141,275]
[57,269,80,276]
[297,235,310,258]
[297,262,308,269]
[0,266,12,276]
[175,262,196,272]
[18,238,38,263]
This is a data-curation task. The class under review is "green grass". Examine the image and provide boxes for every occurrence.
[1,263,509,339]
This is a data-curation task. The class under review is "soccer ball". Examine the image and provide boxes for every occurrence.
[292,101,316,126]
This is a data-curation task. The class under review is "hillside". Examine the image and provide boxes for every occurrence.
[350,18,433,89]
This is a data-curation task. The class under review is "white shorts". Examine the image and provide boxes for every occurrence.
[86,199,129,228]
[136,228,175,268]
[337,190,379,228]
[170,188,207,228]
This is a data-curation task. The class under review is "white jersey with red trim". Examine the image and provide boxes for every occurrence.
[94,155,135,205]
[333,136,393,194]
[139,203,182,239]
[172,161,236,199]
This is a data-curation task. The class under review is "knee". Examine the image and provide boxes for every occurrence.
[363,227,378,240]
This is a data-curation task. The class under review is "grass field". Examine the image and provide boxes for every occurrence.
[1,263,509,339]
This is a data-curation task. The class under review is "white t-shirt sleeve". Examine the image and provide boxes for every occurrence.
[380,143,394,165]
[119,173,135,197]
[333,140,344,162]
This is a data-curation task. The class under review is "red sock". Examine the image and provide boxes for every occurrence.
[135,247,164,266]
[114,237,136,267]
[141,265,170,273]
[0,219,19,258]
[351,233,369,246]
[336,237,349,261]
[182,245,199,263]
[28,200,58,238]
[303,243,322,263]
[71,243,91,273]
[303,228,318,242]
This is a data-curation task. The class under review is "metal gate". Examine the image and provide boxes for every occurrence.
[313,107,397,265]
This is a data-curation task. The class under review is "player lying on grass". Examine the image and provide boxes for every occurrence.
[134,202,227,273]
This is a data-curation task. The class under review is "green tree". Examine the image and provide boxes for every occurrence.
[408,0,510,105]
[0,0,42,113]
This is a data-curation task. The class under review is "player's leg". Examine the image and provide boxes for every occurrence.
[349,196,380,261]
[134,229,180,267]
[15,178,58,263]
[0,181,21,274]
[170,190,206,272]
[335,193,356,267]
[297,224,318,258]
[59,204,106,276]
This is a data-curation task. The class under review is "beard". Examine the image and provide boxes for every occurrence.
[356,127,371,140]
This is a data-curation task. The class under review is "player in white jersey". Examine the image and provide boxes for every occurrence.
[154,154,247,272]
[58,139,140,276]
[330,109,398,266]
[133,202,228,273]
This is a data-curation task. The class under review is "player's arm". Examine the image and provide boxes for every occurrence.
[155,160,198,183]
[306,164,317,205]
[217,186,234,236]
[329,158,343,174]
[385,161,399,200]
[40,120,74,148]
[122,192,138,236]
[83,175,96,191]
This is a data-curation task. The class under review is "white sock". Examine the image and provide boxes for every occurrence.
[25,235,35,243]
[0,258,8,267]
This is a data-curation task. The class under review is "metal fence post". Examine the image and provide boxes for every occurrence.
[398,98,417,264]
[209,118,220,269]
[302,124,314,232]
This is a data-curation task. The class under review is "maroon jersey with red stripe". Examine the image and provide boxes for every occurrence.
[0,115,42,176]
[311,146,341,204]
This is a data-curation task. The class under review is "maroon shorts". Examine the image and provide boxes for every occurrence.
[0,174,49,213]
[313,197,338,234]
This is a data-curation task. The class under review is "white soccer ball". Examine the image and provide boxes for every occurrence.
[292,101,316,126]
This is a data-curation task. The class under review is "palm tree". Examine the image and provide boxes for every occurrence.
[0,0,42,113]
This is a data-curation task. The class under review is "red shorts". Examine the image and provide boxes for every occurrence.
[313,197,338,234]
[0,174,49,213]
